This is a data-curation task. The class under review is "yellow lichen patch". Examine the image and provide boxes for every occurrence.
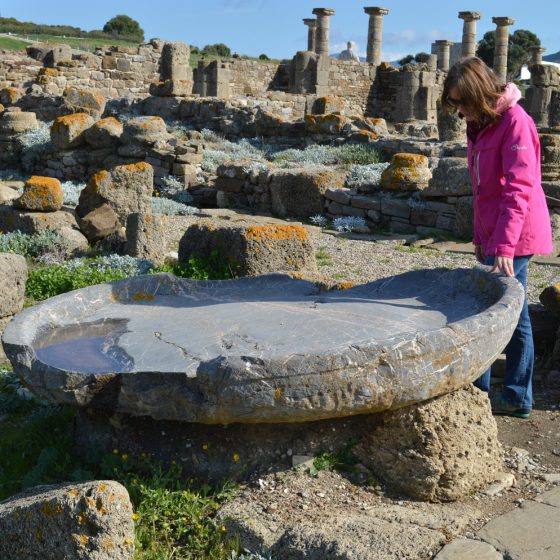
[26,175,61,190]
[54,113,92,127]
[132,291,156,301]
[98,483,108,492]
[88,169,111,192]
[274,387,283,400]
[314,170,346,190]
[35,528,44,542]
[1,87,21,103]
[101,538,115,550]
[72,533,89,546]
[77,513,87,525]
[356,129,378,140]
[0,103,4,113]
[85,497,96,509]
[67,489,80,497]
[245,224,309,242]
[392,153,429,167]
[378,61,396,71]
[38,67,59,77]
[94,116,121,129]
[334,281,355,290]
[123,161,151,173]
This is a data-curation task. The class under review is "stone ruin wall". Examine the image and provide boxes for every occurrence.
[0,46,161,98]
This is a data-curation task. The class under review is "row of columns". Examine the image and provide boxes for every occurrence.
[303,8,543,82]
[303,7,389,66]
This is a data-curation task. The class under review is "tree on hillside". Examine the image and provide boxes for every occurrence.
[201,43,231,58]
[103,15,144,42]
[476,29,540,79]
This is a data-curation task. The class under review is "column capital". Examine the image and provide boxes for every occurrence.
[492,16,515,27]
[529,45,546,53]
[303,18,317,27]
[458,11,481,22]
[312,8,335,17]
[364,7,389,17]
[435,40,454,46]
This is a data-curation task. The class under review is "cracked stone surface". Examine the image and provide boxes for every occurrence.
[2,268,523,423]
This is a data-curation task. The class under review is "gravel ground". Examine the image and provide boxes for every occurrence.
[165,210,559,304]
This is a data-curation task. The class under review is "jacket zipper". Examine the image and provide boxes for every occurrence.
[472,148,492,243]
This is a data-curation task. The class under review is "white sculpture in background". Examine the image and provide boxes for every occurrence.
[339,41,360,61]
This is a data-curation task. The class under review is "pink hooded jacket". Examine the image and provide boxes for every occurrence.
[467,83,553,258]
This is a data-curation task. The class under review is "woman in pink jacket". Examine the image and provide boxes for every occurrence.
[443,57,553,418]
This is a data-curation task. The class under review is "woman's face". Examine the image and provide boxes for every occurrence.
[447,86,475,122]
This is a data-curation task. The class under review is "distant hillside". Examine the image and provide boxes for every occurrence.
[543,50,560,63]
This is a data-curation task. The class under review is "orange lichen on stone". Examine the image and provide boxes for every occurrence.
[123,162,151,173]
[274,387,283,400]
[77,513,87,525]
[67,489,80,497]
[356,129,378,140]
[2,87,20,103]
[378,61,396,71]
[18,176,63,211]
[101,538,115,550]
[315,170,346,189]
[89,170,111,192]
[72,534,89,546]
[94,116,121,128]
[54,113,92,127]
[132,291,155,301]
[245,224,309,242]
[334,281,355,290]
[38,67,59,77]
[392,153,429,167]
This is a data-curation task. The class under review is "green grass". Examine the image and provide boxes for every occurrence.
[2,32,139,51]
[309,440,360,477]
[0,367,246,559]
[315,246,333,267]
[0,36,28,50]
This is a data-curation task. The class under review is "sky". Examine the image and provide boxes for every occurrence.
[2,0,559,61]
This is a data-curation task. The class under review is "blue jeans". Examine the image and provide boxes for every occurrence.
[473,255,534,410]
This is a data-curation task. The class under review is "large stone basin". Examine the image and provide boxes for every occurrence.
[2,268,524,424]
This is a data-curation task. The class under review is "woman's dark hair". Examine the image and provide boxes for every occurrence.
[442,57,504,126]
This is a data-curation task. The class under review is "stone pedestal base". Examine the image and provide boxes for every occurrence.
[74,386,502,502]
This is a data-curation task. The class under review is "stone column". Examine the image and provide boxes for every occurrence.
[492,17,515,82]
[312,8,335,57]
[530,45,546,65]
[303,18,317,52]
[435,40,453,71]
[458,11,481,59]
[364,7,389,66]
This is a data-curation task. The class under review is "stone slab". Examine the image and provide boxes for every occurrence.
[3,269,523,424]
[477,501,560,560]
[434,538,503,559]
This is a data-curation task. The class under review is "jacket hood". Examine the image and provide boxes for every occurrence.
[496,83,522,114]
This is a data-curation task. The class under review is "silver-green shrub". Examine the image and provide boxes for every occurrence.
[18,121,53,171]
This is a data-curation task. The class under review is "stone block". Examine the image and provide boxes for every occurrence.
[411,207,437,227]
[125,212,168,263]
[15,176,64,212]
[540,133,560,181]
[51,113,94,150]
[422,157,471,198]
[77,203,120,243]
[543,182,560,208]
[0,86,23,106]
[453,196,474,240]
[178,222,317,276]
[325,188,352,205]
[215,177,245,193]
[380,197,411,219]
[269,167,347,218]
[342,205,366,217]
[355,385,503,502]
[121,116,170,145]
[0,253,27,319]
[61,87,106,120]
[77,163,154,236]
[380,153,432,192]
[150,79,193,97]
[43,45,72,67]
[312,96,346,115]
[84,117,123,147]
[0,481,134,560]
[160,41,191,81]
[540,284,560,319]
[436,215,455,230]
[0,110,38,136]
[0,204,79,234]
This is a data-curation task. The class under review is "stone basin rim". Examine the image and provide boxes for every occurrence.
[2,268,525,424]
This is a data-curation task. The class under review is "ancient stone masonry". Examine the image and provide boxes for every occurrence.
[364,7,390,66]
[0,42,161,98]
[458,11,481,59]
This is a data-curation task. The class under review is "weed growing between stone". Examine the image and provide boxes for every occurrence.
[0,230,71,259]
[0,366,265,559]
[25,251,235,301]
[18,120,53,171]
[309,439,360,477]
[60,180,86,207]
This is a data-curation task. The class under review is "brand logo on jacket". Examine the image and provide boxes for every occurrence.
[511,144,528,150]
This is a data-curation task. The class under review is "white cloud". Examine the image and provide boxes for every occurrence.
[384,28,453,47]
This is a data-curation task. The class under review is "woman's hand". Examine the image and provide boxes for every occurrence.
[475,245,485,264]
[491,255,514,277]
